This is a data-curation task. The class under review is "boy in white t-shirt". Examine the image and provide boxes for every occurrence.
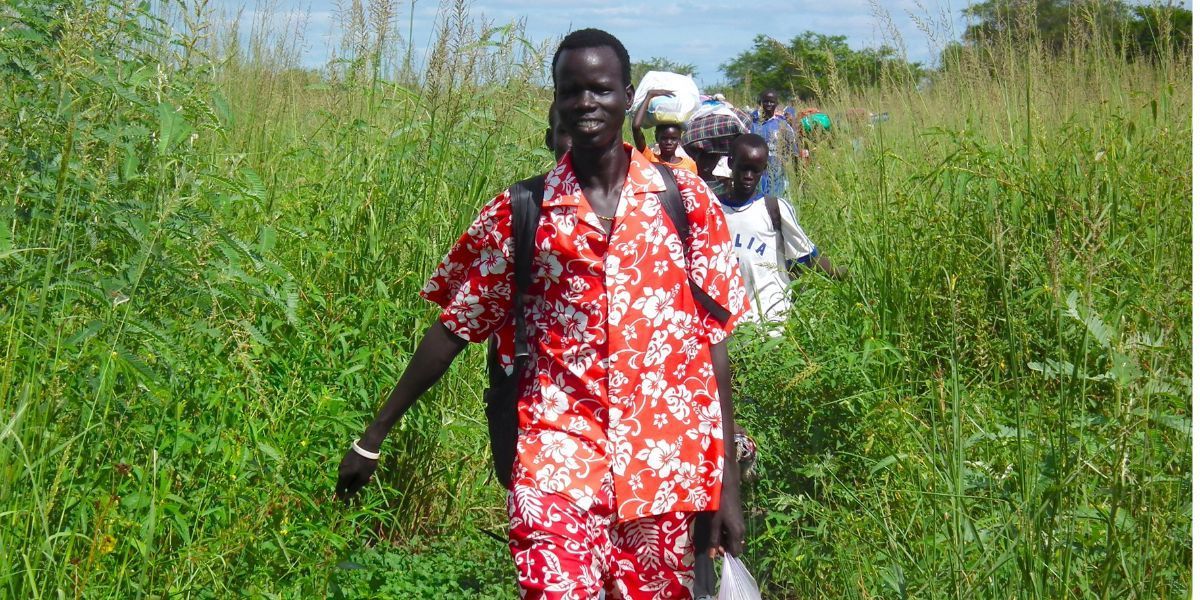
[719,133,845,324]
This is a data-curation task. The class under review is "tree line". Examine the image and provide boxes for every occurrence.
[633,1,1190,102]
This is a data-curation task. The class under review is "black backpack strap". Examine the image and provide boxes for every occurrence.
[764,195,782,234]
[509,174,545,360]
[764,195,786,275]
[652,163,732,326]
[486,174,544,386]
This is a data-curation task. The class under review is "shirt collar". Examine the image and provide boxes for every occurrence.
[542,143,666,209]
[720,193,763,210]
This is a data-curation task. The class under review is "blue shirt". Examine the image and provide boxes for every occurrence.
[749,114,799,197]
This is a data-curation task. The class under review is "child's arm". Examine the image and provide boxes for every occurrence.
[778,198,848,280]
[631,89,673,153]
[790,254,847,280]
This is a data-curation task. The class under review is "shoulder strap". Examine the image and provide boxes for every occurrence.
[764,195,782,234]
[510,174,545,295]
[652,163,732,326]
[509,174,545,359]
[764,195,788,279]
[487,174,544,385]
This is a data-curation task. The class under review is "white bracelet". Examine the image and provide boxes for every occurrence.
[351,439,380,460]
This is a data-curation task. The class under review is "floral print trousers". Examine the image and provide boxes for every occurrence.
[508,471,696,599]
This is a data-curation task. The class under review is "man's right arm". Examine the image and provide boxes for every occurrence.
[336,321,468,499]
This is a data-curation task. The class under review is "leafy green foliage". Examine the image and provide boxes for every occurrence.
[0,1,1189,598]
[632,56,698,84]
[960,0,1191,59]
[721,33,922,101]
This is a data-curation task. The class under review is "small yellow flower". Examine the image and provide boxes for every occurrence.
[98,534,116,555]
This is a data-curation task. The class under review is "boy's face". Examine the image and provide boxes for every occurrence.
[690,149,730,197]
[553,46,633,152]
[655,126,681,158]
[759,92,778,118]
[730,146,769,200]
[545,120,572,160]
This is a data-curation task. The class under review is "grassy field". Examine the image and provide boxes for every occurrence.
[0,1,1190,597]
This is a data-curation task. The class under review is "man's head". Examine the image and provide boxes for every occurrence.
[729,134,769,201]
[759,90,779,119]
[551,28,634,151]
[654,124,682,159]
[545,102,572,160]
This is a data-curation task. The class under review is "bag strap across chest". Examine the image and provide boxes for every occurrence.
[486,173,544,386]
[651,163,732,326]
[763,195,786,275]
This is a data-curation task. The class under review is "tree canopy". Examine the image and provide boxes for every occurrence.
[961,0,1190,58]
[631,57,697,85]
[720,33,920,100]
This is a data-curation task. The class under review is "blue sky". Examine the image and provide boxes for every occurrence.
[215,0,1192,87]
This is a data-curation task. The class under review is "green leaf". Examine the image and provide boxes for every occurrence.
[157,102,192,155]
[257,441,283,463]
[240,167,267,202]
[869,453,908,475]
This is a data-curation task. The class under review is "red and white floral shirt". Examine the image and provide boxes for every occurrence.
[421,146,749,521]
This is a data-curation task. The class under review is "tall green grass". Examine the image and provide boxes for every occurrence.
[731,9,1190,597]
[0,0,1189,597]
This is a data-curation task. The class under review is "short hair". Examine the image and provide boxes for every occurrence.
[655,123,683,135]
[551,28,631,87]
[547,102,557,126]
[759,89,778,101]
[731,133,769,157]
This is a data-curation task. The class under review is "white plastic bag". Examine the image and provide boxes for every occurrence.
[716,553,762,600]
[630,71,700,126]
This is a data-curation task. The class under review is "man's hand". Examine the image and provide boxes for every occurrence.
[707,482,746,557]
[335,448,378,500]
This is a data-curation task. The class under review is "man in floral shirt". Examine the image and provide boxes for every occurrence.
[337,28,749,599]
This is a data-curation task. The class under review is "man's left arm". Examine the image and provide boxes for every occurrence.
[706,339,745,557]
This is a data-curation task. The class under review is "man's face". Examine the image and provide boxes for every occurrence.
[656,126,681,158]
[553,46,633,151]
[760,92,778,118]
[730,146,769,200]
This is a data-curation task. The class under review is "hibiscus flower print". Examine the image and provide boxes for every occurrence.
[477,246,506,276]
[534,381,572,423]
[639,368,668,398]
[538,431,580,467]
[633,287,671,324]
[537,252,564,285]
[555,301,590,342]
[637,439,681,479]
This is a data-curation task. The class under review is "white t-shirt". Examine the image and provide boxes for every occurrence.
[719,195,817,323]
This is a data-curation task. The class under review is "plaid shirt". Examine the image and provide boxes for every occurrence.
[683,104,753,155]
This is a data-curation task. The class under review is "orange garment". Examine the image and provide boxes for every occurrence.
[421,146,748,521]
[642,147,698,175]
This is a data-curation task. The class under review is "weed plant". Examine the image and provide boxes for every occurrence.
[0,0,1189,597]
